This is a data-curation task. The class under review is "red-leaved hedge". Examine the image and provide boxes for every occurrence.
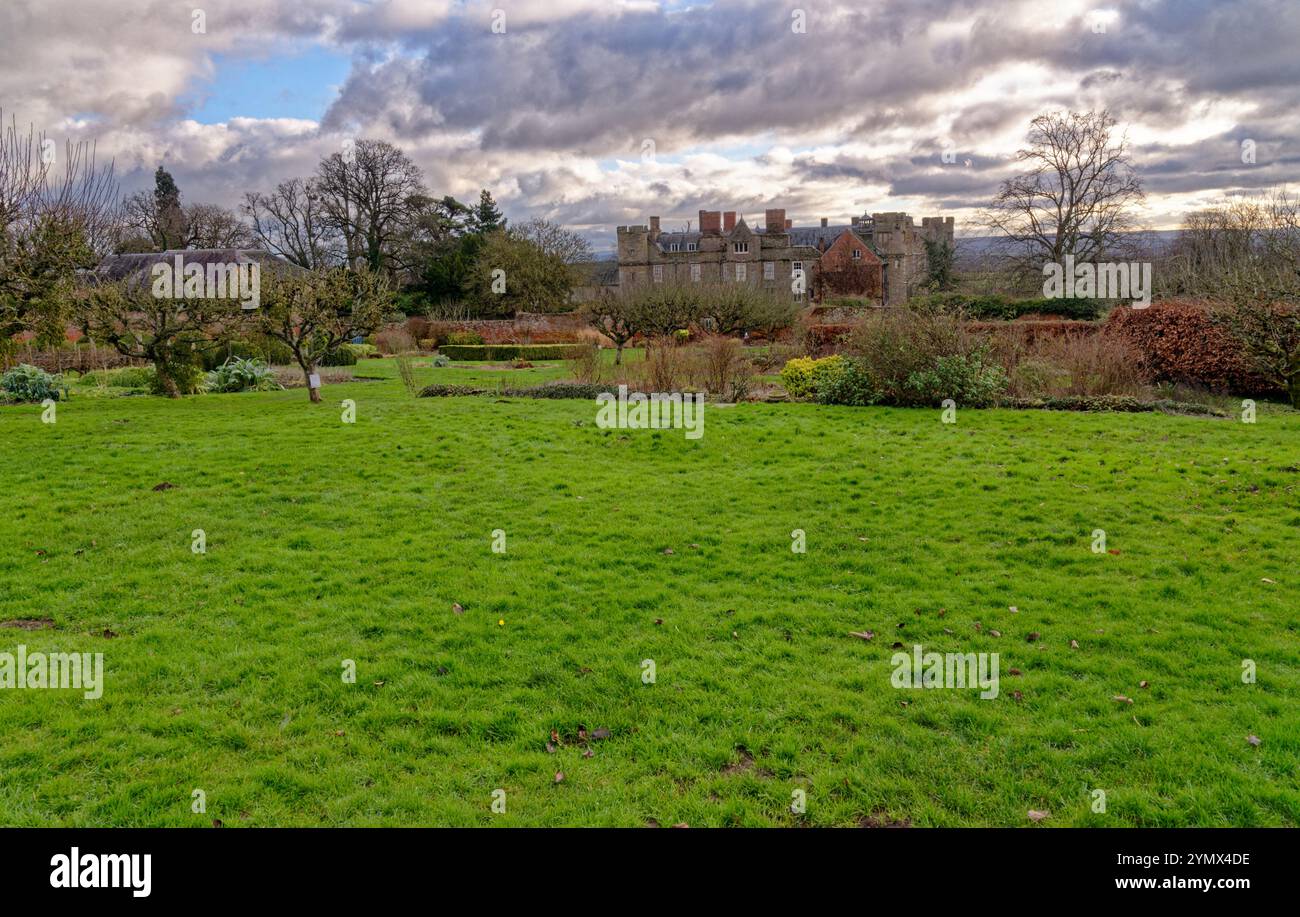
[1102,299,1276,395]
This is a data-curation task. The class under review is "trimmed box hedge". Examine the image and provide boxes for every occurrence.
[438,344,592,361]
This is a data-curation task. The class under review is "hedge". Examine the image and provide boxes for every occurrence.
[1102,300,1276,395]
[910,293,1106,321]
[438,344,593,361]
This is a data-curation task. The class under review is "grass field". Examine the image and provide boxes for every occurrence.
[1,361,1298,826]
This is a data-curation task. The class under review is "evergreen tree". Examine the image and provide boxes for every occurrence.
[470,189,505,235]
[153,166,186,250]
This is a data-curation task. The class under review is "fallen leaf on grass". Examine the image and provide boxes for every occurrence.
[452,603,463,615]
[1009,606,1019,614]
[1027,810,1050,823]
[1261,578,1276,585]
[1247,735,1261,747]
[1070,640,1079,649]
[848,630,875,641]
[152,482,176,491]
[1113,695,1134,704]
[554,771,565,784]
[591,727,612,740]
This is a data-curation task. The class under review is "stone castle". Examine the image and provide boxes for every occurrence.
[615,208,954,306]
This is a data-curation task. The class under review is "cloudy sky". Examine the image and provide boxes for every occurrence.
[3,0,1296,250]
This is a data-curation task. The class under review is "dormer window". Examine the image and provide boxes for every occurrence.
[687,242,697,252]
[852,249,862,260]
[669,243,680,252]
[733,242,749,254]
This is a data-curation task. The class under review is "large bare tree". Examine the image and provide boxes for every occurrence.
[243,178,339,269]
[314,139,426,274]
[982,110,1145,273]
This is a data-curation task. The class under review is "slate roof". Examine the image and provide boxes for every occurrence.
[91,249,303,287]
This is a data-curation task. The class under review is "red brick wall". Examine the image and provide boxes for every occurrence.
[813,232,883,301]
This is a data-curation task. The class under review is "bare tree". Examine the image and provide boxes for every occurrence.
[1,111,120,349]
[1170,190,1300,405]
[314,139,426,273]
[243,178,339,269]
[982,110,1145,274]
[123,191,248,250]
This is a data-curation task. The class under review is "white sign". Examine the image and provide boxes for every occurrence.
[309,374,321,389]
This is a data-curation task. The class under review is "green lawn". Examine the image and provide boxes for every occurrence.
[1,365,1297,826]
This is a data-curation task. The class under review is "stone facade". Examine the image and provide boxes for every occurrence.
[614,207,954,306]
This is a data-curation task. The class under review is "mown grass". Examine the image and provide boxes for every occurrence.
[0,365,1297,826]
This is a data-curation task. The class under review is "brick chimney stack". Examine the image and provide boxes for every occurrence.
[699,210,721,234]
[765,208,786,234]
[821,217,828,228]
[649,216,660,239]
[785,219,792,229]
[723,211,736,232]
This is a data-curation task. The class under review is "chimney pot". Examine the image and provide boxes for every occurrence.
[723,211,737,232]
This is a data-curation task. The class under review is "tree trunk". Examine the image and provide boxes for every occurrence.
[155,361,181,398]
[1288,374,1300,409]
[303,363,321,403]
[615,343,623,365]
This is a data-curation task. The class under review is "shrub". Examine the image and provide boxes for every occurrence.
[80,366,154,389]
[567,344,603,384]
[643,337,691,392]
[148,358,204,396]
[418,384,489,397]
[432,354,450,368]
[501,382,620,399]
[438,344,590,361]
[1,364,67,402]
[780,355,844,399]
[204,357,283,393]
[200,338,295,371]
[911,292,1106,321]
[693,335,755,401]
[346,343,377,359]
[318,346,359,367]
[904,350,1008,407]
[445,331,485,346]
[375,328,417,354]
[805,324,857,353]
[838,305,976,405]
[1103,300,1277,395]
[816,358,880,406]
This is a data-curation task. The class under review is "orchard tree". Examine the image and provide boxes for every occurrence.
[77,281,240,397]
[252,267,392,402]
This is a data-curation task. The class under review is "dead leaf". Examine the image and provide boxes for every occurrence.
[1113,694,1134,704]
[554,771,565,783]
[452,602,463,615]
[1139,680,1149,689]
[152,482,176,491]
[545,742,556,753]
[1107,549,1121,555]
[1247,735,1261,747]
[989,629,1002,637]
[1027,810,1050,823]
[1027,632,1040,642]
[591,727,612,740]
[582,749,593,758]
[1009,668,1022,676]
[662,548,675,555]
[1009,606,1019,614]
[212,819,224,828]
[848,630,875,641]
[1069,639,1079,649]
[1261,577,1276,584]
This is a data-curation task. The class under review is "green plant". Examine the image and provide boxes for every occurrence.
[203,357,283,393]
[1,363,67,402]
[905,350,1008,407]
[432,354,450,368]
[780,355,844,399]
[318,346,359,367]
[815,358,880,406]
[445,331,485,346]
